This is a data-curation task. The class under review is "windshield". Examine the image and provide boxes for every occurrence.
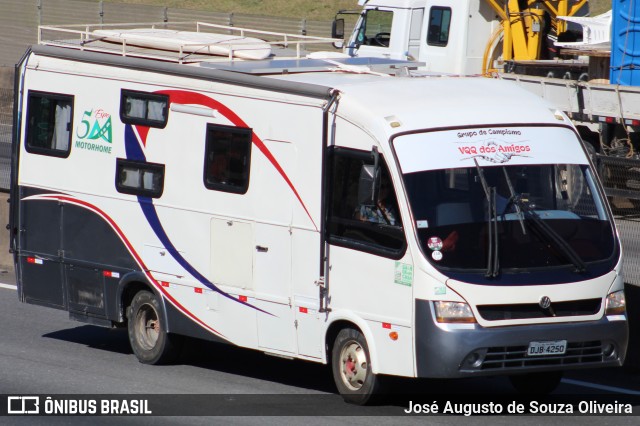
[393,126,617,277]
[404,164,614,271]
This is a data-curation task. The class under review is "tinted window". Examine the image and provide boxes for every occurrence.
[327,147,405,257]
[120,90,169,128]
[25,91,73,157]
[203,124,252,194]
[427,7,452,46]
[116,159,165,198]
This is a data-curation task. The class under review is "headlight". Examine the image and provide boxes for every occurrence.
[605,290,626,316]
[434,301,476,323]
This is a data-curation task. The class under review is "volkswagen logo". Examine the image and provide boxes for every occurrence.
[539,296,552,309]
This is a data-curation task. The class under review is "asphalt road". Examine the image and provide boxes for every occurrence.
[1,283,640,425]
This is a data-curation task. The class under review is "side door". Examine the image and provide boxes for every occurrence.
[325,147,414,376]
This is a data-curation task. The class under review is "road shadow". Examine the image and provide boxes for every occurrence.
[40,322,519,405]
[43,325,133,356]
[43,324,337,393]
[41,324,511,400]
[179,336,337,393]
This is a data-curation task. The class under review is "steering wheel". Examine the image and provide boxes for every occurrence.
[372,32,391,47]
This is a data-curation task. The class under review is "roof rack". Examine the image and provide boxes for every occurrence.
[38,21,341,64]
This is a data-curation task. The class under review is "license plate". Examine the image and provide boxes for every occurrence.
[527,340,567,356]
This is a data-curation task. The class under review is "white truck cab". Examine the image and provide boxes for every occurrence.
[333,0,499,74]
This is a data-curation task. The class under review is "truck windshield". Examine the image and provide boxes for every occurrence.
[403,163,615,273]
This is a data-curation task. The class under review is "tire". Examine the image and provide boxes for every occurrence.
[127,290,183,365]
[509,371,563,394]
[331,328,383,405]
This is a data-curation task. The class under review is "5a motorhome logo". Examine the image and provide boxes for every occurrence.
[75,109,113,154]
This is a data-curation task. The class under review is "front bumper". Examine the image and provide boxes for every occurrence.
[415,299,628,378]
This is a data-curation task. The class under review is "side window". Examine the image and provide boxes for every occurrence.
[357,9,393,47]
[120,90,169,128]
[427,7,452,46]
[203,124,252,194]
[327,147,405,256]
[115,159,165,198]
[25,91,73,158]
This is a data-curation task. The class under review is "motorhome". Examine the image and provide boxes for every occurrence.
[10,23,627,404]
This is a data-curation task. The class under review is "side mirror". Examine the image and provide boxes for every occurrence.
[358,165,377,205]
[332,18,345,40]
[357,147,381,205]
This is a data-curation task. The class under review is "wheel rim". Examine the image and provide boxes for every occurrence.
[339,340,368,391]
[135,303,160,351]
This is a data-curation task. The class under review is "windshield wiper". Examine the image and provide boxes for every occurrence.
[500,167,527,235]
[474,159,499,278]
[510,195,587,273]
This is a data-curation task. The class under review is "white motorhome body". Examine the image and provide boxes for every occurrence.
[12,42,627,403]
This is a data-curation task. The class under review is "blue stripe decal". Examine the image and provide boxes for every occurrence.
[124,124,272,315]
[124,125,146,161]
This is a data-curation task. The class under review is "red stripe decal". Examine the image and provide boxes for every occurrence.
[135,125,151,146]
[156,90,318,231]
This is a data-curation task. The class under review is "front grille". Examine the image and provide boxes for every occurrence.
[477,298,601,321]
[479,341,605,370]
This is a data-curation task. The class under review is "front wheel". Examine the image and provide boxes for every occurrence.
[509,371,563,394]
[331,328,383,405]
[127,290,183,365]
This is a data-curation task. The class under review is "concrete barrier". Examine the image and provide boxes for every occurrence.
[0,67,14,90]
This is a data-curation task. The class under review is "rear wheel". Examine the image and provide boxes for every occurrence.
[509,371,563,394]
[331,328,383,405]
[127,290,182,364]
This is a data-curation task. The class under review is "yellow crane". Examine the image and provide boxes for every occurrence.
[483,0,588,73]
